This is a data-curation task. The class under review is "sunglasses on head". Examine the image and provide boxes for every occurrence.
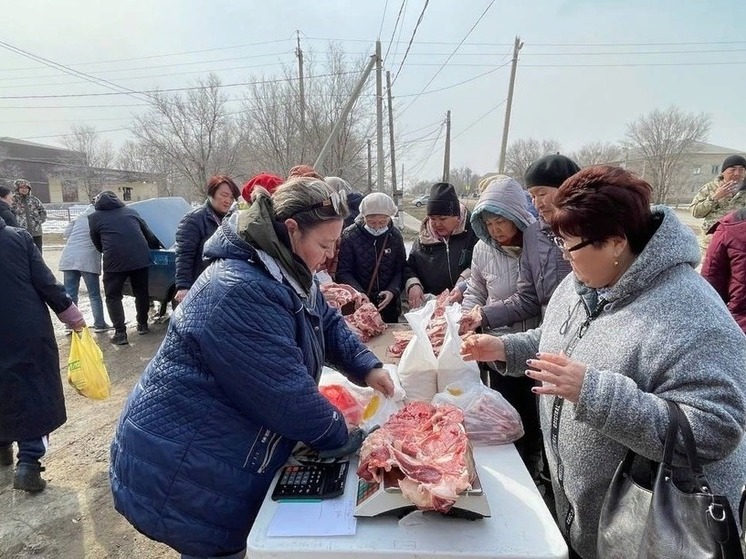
[288,190,345,219]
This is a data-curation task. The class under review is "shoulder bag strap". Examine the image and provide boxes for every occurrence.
[366,234,389,297]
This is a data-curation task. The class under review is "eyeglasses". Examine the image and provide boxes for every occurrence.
[288,190,345,219]
[552,235,595,256]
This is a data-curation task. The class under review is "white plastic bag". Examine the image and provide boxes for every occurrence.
[437,303,481,390]
[397,300,439,402]
[359,391,402,432]
[432,380,524,445]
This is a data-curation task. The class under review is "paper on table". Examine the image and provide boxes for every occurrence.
[267,491,357,537]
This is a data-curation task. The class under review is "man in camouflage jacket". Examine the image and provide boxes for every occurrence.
[690,154,746,249]
[12,179,47,252]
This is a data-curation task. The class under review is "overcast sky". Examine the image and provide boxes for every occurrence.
[0,0,744,188]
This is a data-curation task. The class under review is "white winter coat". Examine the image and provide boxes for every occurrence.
[59,206,102,275]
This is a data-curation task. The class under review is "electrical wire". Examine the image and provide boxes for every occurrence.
[378,0,390,39]
[452,99,507,140]
[391,0,430,85]
[384,0,407,63]
[397,0,496,115]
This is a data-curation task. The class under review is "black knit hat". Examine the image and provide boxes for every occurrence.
[426,182,460,216]
[524,154,581,189]
[721,155,746,173]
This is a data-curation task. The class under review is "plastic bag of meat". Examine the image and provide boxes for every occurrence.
[432,380,524,445]
[437,303,480,391]
[397,300,439,402]
[319,384,364,427]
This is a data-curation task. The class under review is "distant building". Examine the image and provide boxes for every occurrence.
[0,137,162,203]
[620,141,744,205]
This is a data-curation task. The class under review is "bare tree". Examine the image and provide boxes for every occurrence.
[117,140,184,198]
[503,138,562,184]
[132,74,245,200]
[56,124,116,200]
[624,106,711,203]
[448,166,477,195]
[241,45,376,189]
[0,147,21,187]
[571,141,622,167]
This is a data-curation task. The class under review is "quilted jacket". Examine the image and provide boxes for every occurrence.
[174,200,224,291]
[110,212,382,557]
[337,219,406,298]
[701,208,746,332]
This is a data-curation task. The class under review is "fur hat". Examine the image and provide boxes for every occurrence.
[360,192,397,217]
[242,173,283,201]
[426,182,460,216]
[524,154,581,189]
[721,155,746,173]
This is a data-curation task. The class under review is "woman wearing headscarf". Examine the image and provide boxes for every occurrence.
[462,165,746,559]
[174,175,240,303]
[337,192,406,323]
[110,177,394,559]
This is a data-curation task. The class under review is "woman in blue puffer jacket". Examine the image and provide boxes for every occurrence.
[110,177,394,559]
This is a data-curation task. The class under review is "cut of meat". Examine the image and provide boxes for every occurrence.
[344,302,387,342]
[357,401,471,513]
[320,282,362,309]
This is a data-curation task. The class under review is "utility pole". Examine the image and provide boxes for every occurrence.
[375,40,385,194]
[296,31,306,161]
[443,110,451,183]
[315,53,377,170]
[498,36,524,173]
[367,139,373,193]
[386,71,398,205]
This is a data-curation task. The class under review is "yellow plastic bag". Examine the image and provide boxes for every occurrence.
[67,327,111,400]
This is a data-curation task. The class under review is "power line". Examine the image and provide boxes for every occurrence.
[397,62,509,98]
[378,0,390,39]
[408,119,444,178]
[392,0,430,85]
[397,0,496,115]
[0,71,359,99]
[384,0,407,62]
[0,39,294,73]
[303,36,746,47]
[390,0,409,70]
[0,39,152,107]
[0,50,295,83]
[452,99,507,140]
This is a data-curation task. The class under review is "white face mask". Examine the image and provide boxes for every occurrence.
[364,224,389,237]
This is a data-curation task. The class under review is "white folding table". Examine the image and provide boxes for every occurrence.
[247,444,568,559]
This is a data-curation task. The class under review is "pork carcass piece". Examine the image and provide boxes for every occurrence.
[320,282,361,309]
[344,302,387,342]
[357,401,472,513]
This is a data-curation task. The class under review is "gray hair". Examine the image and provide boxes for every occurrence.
[323,176,351,194]
[272,177,349,230]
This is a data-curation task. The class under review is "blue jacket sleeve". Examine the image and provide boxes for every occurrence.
[198,280,348,450]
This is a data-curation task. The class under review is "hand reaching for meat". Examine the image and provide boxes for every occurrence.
[446,286,464,304]
[459,305,482,335]
[407,284,425,309]
[460,333,505,363]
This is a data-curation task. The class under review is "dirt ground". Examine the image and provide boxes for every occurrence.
[0,209,704,558]
[0,246,177,559]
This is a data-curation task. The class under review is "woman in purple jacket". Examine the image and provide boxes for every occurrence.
[701,208,746,333]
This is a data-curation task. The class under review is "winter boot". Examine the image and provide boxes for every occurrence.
[13,463,46,493]
[0,445,13,467]
[110,331,129,345]
[137,323,149,335]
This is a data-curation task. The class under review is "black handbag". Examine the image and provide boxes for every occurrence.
[598,401,744,559]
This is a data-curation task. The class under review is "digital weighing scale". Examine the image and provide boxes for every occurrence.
[354,466,492,520]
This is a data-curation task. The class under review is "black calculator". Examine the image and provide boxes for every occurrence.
[271,461,349,501]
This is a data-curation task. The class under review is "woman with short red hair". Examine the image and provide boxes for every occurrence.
[462,165,746,558]
[174,175,240,303]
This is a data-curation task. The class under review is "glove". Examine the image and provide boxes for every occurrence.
[317,428,365,459]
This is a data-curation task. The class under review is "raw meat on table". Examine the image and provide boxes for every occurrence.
[345,302,387,342]
[357,401,472,513]
[321,282,364,310]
